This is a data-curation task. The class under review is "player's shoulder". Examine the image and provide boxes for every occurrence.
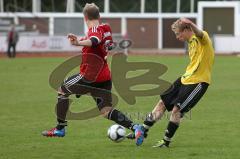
[99,23,112,31]
[202,31,209,36]
[99,23,111,28]
[199,31,212,44]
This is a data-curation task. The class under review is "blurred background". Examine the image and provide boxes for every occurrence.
[0,0,240,54]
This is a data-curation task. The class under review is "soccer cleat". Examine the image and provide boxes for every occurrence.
[126,132,135,139]
[42,127,65,137]
[152,139,170,148]
[133,125,145,146]
[126,129,148,139]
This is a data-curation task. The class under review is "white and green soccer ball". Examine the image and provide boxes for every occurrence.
[107,124,126,142]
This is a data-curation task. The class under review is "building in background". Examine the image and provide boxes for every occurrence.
[0,0,239,53]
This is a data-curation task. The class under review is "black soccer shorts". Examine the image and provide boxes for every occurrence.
[61,73,112,110]
[160,77,209,113]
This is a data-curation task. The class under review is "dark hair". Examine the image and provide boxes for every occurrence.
[83,3,100,20]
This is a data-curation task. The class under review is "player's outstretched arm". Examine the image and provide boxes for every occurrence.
[67,33,93,47]
[180,18,203,38]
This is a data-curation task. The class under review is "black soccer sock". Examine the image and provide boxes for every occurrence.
[56,94,69,130]
[163,121,179,142]
[56,120,68,130]
[143,113,156,130]
[107,109,134,130]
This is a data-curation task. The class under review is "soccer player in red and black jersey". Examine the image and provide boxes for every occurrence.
[42,3,145,146]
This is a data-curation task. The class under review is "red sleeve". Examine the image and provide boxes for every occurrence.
[103,24,113,42]
[88,26,103,44]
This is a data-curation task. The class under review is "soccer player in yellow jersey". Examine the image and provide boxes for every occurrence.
[127,18,214,147]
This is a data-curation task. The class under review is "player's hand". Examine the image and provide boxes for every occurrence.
[67,33,77,40]
[67,33,79,45]
[180,18,192,25]
[104,40,116,51]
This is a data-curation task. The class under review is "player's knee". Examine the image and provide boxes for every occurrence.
[159,100,165,106]
[170,106,181,123]
[172,106,180,113]
[58,83,72,95]
[57,87,69,99]
[100,106,113,118]
[151,100,166,121]
[154,100,166,113]
[158,100,167,110]
[58,93,69,100]
[58,87,65,95]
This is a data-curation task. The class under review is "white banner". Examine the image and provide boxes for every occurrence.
[0,35,81,53]
[214,35,240,53]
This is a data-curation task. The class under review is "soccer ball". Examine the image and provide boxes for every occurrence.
[107,124,126,142]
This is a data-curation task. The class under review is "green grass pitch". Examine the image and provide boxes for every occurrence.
[0,55,239,159]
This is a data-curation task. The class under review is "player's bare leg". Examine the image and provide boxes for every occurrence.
[126,100,166,139]
[153,106,181,147]
[143,100,167,129]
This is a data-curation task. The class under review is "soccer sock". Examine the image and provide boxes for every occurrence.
[143,113,156,130]
[56,95,69,130]
[107,109,134,130]
[163,121,179,142]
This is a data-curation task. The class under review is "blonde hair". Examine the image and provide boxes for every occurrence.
[83,3,100,20]
[171,19,191,33]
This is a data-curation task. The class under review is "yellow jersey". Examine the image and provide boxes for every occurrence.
[181,31,214,84]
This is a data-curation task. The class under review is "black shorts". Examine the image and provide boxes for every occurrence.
[160,77,209,113]
[61,73,112,110]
